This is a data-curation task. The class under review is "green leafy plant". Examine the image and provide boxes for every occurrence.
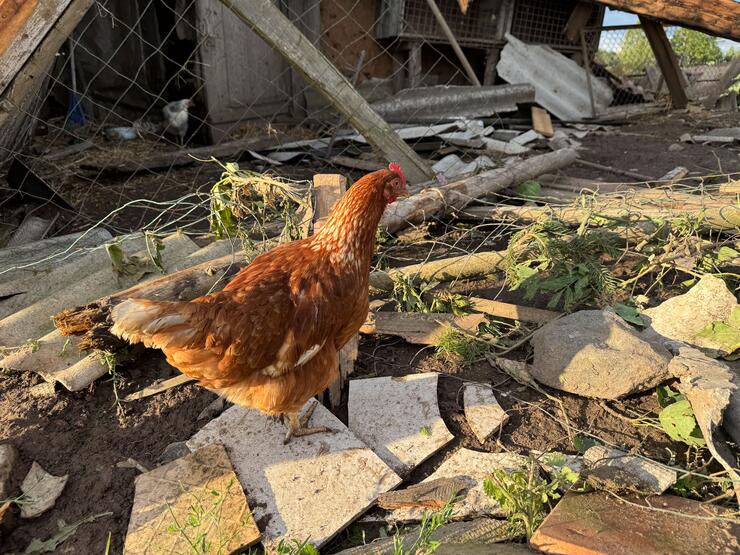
[96,349,129,426]
[613,303,645,327]
[390,274,471,316]
[435,330,484,364]
[515,180,541,199]
[695,307,740,357]
[483,457,562,539]
[572,434,600,454]
[419,425,431,437]
[275,538,320,555]
[504,219,618,312]
[391,499,454,555]
[656,385,705,447]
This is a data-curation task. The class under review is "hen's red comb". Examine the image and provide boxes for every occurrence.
[388,162,406,186]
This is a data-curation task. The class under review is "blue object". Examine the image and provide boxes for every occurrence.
[67,90,86,127]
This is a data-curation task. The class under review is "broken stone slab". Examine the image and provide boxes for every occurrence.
[530,491,740,555]
[187,402,401,550]
[158,441,191,466]
[0,444,18,499]
[20,462,68,518]
[124,443,260,554]
[642,275,738,354]
[583,445,676,495]
[668,345,740,505]
[348,373,454,476]
[377,477,469,510]
[510,129,543,146]
[386,448,528,523]
[463,383,509,443]
[530,309,672,399]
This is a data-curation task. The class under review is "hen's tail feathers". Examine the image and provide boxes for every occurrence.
[111,298,200,350]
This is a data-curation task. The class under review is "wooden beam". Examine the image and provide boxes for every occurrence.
[0,1,75,96]
[311,174,356,409]
[591,0,740,42]
[219,0,433,184]
[639,17,688,109]
[564,2,595,42]
[424,0,481,86]
[0,0,94,166]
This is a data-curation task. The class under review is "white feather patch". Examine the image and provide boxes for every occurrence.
[296,341,325,366]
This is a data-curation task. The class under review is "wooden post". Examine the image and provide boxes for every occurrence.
[408,41,423,89]
[639,17,688,109]
[311,174,357,409]
[218,0,433,184]
[483,49,500,86]
[564,2,595,42]
[0,0,95,165]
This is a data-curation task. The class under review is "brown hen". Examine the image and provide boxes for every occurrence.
[109,165,407,442]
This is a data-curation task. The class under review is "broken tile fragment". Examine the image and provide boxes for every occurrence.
[187,402,401,550]
[348,373,454,476]
[583,446,676,495]
[20,462,68,518]
[387,448,527,523]
[124,443,260,554]
[463,383,509,443]
[531,492,740,555]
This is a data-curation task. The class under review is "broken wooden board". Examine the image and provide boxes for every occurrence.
[531,491,740,555]
[531,107,554,138]
[377,477,469,510]
[467,297,560,324]
[463,383,509,443]
[386,448,528,523]
[124,443,260,554]
[360,312,487,345]
[347,373,454,476]
[186,402,401,550]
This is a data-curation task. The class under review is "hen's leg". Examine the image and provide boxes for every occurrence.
[283,400,334,444]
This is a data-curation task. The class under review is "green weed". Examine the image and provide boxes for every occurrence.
[391,499,455,555]
[435,329,484,364]
[483,456,564,539]
[390,274,471,316]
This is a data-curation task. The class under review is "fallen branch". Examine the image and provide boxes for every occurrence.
[380,148,578,233]
[369,250,507,292]
[360,311,487,345]
[461,203,740,232]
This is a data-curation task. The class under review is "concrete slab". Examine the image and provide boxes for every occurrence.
[124,443,259,554]
[531,492,740,555]
[463,383,509,443]
[583,446,676,495]
[347,373,454,476]
[387,448,528,523]
[187,402,401,550]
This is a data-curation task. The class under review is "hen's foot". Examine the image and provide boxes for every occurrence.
[283,400,335,444]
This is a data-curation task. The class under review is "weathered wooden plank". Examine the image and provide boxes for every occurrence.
[592,0,740,41]
[702,56,740,108]
[640,17,688,109]
[218,0,433,184]
[0,0,94,165]
[564,2,595,42]
[0,1,74,96]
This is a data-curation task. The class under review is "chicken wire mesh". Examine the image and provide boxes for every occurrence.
[584,24,740,112]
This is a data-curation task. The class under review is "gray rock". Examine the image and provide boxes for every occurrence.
[668,143,684,152]
[530,310,672,398]
[642,275,737,353]
[0,444,18,499]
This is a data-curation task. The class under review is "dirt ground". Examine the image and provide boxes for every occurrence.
[1,109,739,554]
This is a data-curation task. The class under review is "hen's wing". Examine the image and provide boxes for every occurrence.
[111,244,332,389]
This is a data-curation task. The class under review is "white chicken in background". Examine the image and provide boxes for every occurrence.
[162,99,194,145]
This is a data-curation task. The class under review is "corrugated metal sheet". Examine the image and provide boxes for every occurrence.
[498,33,613,121]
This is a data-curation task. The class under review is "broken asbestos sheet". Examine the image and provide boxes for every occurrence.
[463,383,509,443]
[386,448,528,523]
[124,443,260,554]
[187,401,401,550]
[348,373,454,476]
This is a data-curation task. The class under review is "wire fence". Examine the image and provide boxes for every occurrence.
[0,1,737,256]
[584,24,740,111]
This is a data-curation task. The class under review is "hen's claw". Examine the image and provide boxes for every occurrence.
[283,400,336,444]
